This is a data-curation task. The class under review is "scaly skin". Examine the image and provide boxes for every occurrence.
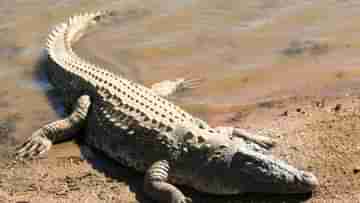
[15,11,318,203]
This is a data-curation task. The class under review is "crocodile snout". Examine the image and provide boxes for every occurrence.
[298,171,319,192]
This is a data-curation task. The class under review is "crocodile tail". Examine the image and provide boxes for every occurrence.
[45,10,117,89]
[46,10,113,62]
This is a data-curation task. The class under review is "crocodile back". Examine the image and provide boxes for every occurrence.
[46,11,222,175]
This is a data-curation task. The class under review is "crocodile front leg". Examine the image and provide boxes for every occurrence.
[15,95,91,159]
[151,78,202,98]
[144,160,191,203]
[215,126,276,149]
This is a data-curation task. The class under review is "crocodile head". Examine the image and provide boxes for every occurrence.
[185,141,318,195]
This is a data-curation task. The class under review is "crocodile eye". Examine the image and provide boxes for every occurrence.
[219,145,227,149]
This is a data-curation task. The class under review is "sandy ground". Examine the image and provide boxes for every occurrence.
[2,0,360,202]
[1,93,360,203]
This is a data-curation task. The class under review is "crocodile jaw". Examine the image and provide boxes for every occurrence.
[190,145,318,195]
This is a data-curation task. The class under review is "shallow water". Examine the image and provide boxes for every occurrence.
[1,0,360,160]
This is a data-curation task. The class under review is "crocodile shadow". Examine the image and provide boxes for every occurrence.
[33,51,67,117]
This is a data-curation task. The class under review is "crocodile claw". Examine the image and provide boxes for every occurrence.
[15,133,52,159]
[185,197,192,203]
[176,77,204,91]
[174,196,192,203]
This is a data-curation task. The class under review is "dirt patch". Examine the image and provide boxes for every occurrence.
[0,114,18,144]
[237,95,360,202]
[0,114,22,165]
[282,39,330,57]
[1,95,360,202]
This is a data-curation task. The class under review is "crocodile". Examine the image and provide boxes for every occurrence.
[15,11,318,203]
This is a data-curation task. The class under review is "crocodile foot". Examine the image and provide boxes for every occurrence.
[144,160,193,203]
[151,77,203,98]
[15,132,52,159]
[233,127,277,149]
[175,77,203,92]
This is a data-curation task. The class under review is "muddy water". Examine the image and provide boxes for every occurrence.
[1,0,360,162]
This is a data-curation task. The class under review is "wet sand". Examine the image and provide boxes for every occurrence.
[1,0,360,202]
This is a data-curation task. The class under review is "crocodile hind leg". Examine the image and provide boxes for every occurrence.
[215,126,276,149]
[151,78,202,98]
[15,95,91,159]
[144,160,191,203]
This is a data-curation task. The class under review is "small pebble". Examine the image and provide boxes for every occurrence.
[333,104,342,112]
[353,167,360,174]
[280,110,288,117]
[315,99,325,108]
